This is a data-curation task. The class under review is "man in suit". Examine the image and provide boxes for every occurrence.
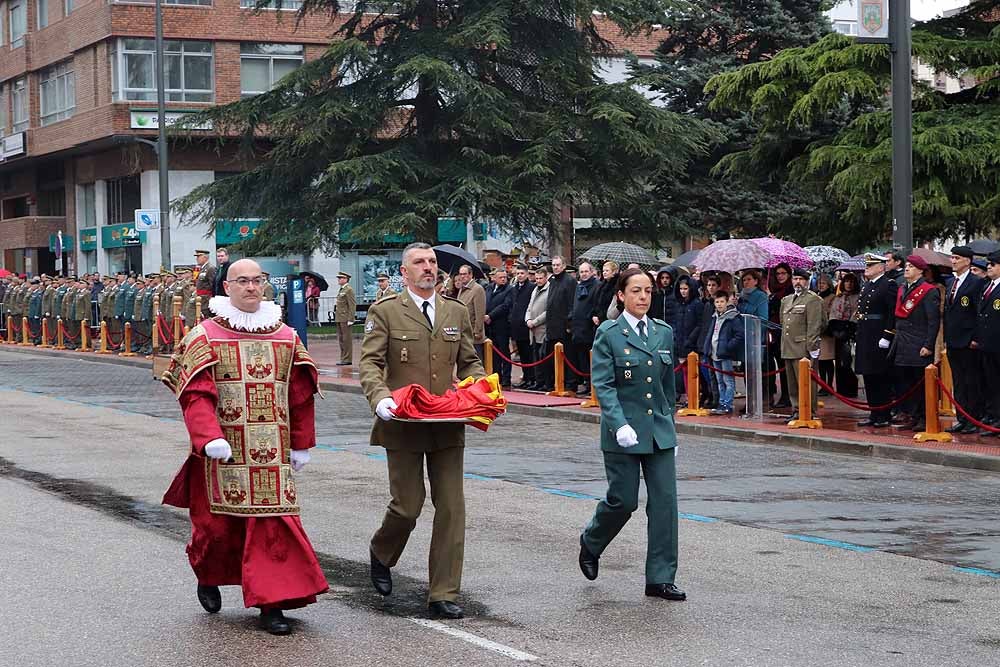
[508,264,536,389]
[854,254,898,427]
[455,264,487,359]
[891,255,941,432]
[972,251,1000,437]
[546,255,578,389]
[780,268,825,419]
[213,247,232,297]
[335,271,357,366]
[359,242,485,619]
[570,261,600,396]
[943,245,985,434]
[484,268,513,389]
[578,267,684,601]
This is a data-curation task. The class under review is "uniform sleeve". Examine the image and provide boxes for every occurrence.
[592,325,626,433]
[178,370,224,453]
[288,363,317,450]
[806,296,824,351]
[359,303,393,410]
[922,288,941,351]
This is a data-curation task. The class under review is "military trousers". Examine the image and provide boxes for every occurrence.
[337,321,353,364]
[370,446,465,603]
[583,448,678,585]
[785,357,818,414]
[947,347,982,422]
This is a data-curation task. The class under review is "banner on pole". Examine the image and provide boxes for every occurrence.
[859,0,889,40]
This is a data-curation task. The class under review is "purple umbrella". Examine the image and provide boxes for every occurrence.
[694,239,772,274]
[751,237,814,269]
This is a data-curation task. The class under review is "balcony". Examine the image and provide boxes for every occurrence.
[0,217,66,249]
[0,133,27,162]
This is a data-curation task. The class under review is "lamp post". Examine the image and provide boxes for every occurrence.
[889,0,913,253]
[155,0,171,271]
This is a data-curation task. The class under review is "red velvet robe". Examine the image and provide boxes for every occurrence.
[163,364,329,609]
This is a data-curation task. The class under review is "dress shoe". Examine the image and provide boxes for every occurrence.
[892,418,917,430]
[336,361,352,366]
[428,600,464,619]
[959,423,981,435]
[578,535,599,581]
[773,397,792,409]
[501,384,512,391]
[197,584,221,613]
[788,411,799,421]
[857,418,877,427]
[259,608,291,635]
[891,413,912,425]
[370,549,392,596]
[982,429,1000,439]
[872,420,891,428]
[909,422,926,433]
[945,421,967,434]
[644,583,686,601]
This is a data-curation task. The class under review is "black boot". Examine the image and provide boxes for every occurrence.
[370,548,392,596]
[259,608,291,635]
[196,585,221,613]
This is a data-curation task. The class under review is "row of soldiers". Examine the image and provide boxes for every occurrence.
[2,275,94,347]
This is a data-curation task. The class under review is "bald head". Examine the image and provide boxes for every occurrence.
[224,259,266,312]
[227,258,261,279]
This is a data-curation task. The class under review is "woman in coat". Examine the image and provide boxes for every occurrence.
[767,263,794,407]
[828,272,860,397]
[672,275,703,403]
[815,273,837,394]
[525,265,551,391]
[578,268,685,602]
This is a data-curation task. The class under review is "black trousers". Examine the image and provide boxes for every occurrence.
[895,365,926,421]
[533,341,552,389]
[982,352,1000,422]
[491,334,511,385]
[571,336,593,388]
[514,338,534,384]
[947,346,982,422]
[863,372,894,423]
[834,338,858,397]
[546,337,577,389]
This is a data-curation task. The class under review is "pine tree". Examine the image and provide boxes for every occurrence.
[172,1,717,254]
[705,1,1000,248]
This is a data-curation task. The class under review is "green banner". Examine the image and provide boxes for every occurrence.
[101,223,147,249]
[215,219,262,245]
[79,227,98,251]
[48,233,74,253]
[437,217,466,243]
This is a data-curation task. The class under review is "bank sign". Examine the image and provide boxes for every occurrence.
[129,111,213,131]
[101,223,147,249]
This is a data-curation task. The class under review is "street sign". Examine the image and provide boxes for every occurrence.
[122,226,142,246]
[859,0,889,40]
[135,209,160,231]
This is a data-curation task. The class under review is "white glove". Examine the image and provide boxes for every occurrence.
[878,338,890,349]
[376,397,398,421]
[348,321,355,326]
[615,424,639,448]
[809,349,820,359]
[290,449,311,472]
[204,438,232,460]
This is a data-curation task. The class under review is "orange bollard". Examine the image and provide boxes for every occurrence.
[20,317,31,346]
[195,298,203,324]
[678,352,709,417]
[39,319,52,348]
[788,358,822,429]
[79,319,92,352]
[95,321,112,354]
[119,322,136,357]
[938,350,956,418]
[547,342,576,397]
[5,316,14,344]
[915,364,952,442]
[55,318,66,350]
[581,349,600,408]
[483,338,494,376]
[173,314,182,344]
[149,296,160,358]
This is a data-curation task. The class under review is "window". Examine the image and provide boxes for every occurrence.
[240,43,304,97]
[106,176,142,225]
[40,62,76,125]
[38,0,47,29]
[240,0,304,10]
[12,78,28,132]
[64,0,73,16]
[833,21,858,36]
[114,0,211,5]
[81,183,96,227]
[0,84,7,136]
[9,1,26,47]
[110,39,214,102]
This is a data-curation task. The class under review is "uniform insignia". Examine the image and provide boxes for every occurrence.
[443,326,459,335]
[961,295,970,307]
[994,299,1000,311]
[365,320,375,334]
[624,348,630,355]
[904,298,914,311]
[624,370,632,379]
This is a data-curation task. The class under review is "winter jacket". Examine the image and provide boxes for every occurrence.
[703,305,745,362]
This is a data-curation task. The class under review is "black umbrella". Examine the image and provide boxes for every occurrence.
[300,270,328,292]
[672,248,701,268]
[968,239,1000,256]
[432,244,485,279]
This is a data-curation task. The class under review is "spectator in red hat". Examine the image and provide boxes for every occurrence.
[890,255,940,431]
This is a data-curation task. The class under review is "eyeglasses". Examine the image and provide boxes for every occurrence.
[230,276,267,287]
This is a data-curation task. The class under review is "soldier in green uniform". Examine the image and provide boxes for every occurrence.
[129,276,146,352]
[335,271,357,366]
[61,278,78,349]
[179,267,198,329]
[140,274,160,353]
[193,249,216,317]
[375,272,396,301]
[261,271,276,301]
[41,277,56,342]
[75,278,93,346]
[780,268,825,419]
[111,273,128,348]
[28,279,44,344]
[578,267,685,602]
[359,243,485,620]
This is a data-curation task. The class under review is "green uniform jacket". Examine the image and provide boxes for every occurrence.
[780,290,825,360]
[359,292,485,451]
[28,290,43,319]
[591,316,677,455]
[76,290,91,322]
[335,283,356,322]
[42,286,55,317]
[54,286,68,319]
[62,288,76,320]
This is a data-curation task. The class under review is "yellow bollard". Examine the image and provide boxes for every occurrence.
[483,338,494,376]
[788,358,822,429]
[677,352,709,417]
[119,322,137,357]
[6,315,14,344]
[39,319,52,348]
[79,319,92,352]
[938,350,956,418]
[547,342,576,397]
[915,364,952,443]
[195,298,203,324]
[55,318,66,350]
[19,317,31,346]
[581,349,600,408]
[95,321,112,354]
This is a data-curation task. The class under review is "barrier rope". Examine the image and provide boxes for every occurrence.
[492,345,556,369]
[936,381,1000,434]
[28,320,41,338]
[563,356,591,378]
[45,323,57,344]
[107,328,124,347]
[132,328,151,344]
[62,325,80,342]
[699,361,782,378]
[156,315,174,344]
[809,369,923,412]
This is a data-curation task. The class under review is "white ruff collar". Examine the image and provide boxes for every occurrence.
[208,296,282,332]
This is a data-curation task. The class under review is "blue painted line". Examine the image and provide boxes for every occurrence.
[365,453,388,461]
[679,513,718,523]
[540,487,601,500]
[463,473,494,481]
[953,566,1000,579]
[313,444,346,452]
[785,534,875,553]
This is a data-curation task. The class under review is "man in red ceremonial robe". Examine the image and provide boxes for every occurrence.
[161,259,328,635]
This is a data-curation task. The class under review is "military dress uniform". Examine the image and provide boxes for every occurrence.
[580,314,682,597]
[75,284,92,345]
[194,251,217,316]
[335,273,357,365]
[780,287,825,415]
[854,266,898,425]
[42,282,56,341]
[28,284,43,344]
[892,275,941,428]
[943,247,986,433]
[359,290,485,607]
[973,258,1000,434]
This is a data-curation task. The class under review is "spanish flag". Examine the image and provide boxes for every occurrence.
[391,374,507,431]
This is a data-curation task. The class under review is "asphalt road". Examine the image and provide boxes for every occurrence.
[2,349,1000,665]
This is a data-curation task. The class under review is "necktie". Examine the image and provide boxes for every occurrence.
[986,283,996,301]
[637,320,647,342]
[422,301,433,328]
[950,278,959,303]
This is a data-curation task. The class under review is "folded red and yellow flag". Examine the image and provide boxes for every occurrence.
[391,373,507,431]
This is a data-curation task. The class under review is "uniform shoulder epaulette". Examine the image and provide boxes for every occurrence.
[597,319,618,333]
[652,318,670,328]
[375,292,399,304]
[440,293,462,303]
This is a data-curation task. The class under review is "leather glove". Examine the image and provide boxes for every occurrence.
[809,349,820,359]
[290,449,311,472]
[376,397,398,421]
[615,424,639,448]
[204,438,232,460]
[878,338,890,349]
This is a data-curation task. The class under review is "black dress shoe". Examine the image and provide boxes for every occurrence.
[428,600,464,619]
[370,549,392,596]
[959,423,981,435]
[260,608,291,635]
[909,422,926,433]
[579,535,599,580]
[773,398,792,409]
[644,583,686,601]
[197,584,221,613]
[857,418,877,427]
[892,418,917,430]
[945,421,967,433]
[872,420,891,428]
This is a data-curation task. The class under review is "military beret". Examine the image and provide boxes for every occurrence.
[906,254,929,271]
[337,271,351,280]
[987,251,1000,265]
[792,268,810,279]
[951,245,974,259]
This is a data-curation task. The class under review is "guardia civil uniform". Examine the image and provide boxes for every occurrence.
[359,289,484,605]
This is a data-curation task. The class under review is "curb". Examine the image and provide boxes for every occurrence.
[3,343,999,473]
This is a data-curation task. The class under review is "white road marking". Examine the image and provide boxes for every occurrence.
[407,618,539,662]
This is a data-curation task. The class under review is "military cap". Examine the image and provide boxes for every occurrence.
[377,272,390,279]
[987,251,1000,265]
[863,252,887,264]
[337,271,351,280]
[161,270,175,278]
[262,271,271,277]
[514,262,528,270]
[906,254,929,271]
[792,268,810,279]
[194,249,210,256]
[135,276,147,284]
[972,257,988,270]
[951,245,974,259]
[30,277,40,284]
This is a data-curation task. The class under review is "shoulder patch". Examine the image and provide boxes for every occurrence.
[365,319,375,334]
[652,318,670,329]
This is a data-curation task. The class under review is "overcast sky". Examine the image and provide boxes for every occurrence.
[830,1,969,21]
